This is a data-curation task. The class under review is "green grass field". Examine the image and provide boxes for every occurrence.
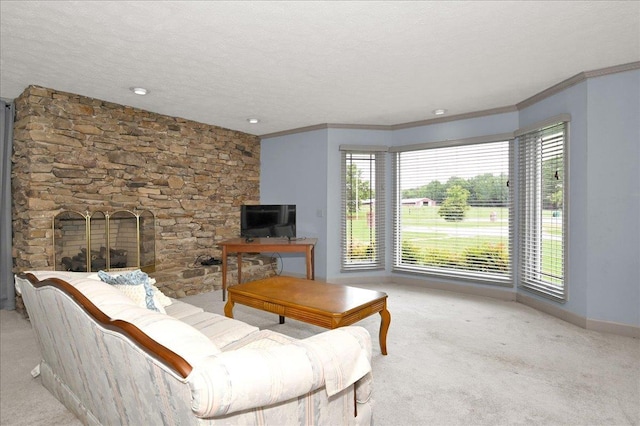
[346,205,563,280]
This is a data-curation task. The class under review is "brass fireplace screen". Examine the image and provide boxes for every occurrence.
[53,210,155,273]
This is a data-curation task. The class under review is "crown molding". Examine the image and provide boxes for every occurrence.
[582,61,640,78]
[261,62,640,140]
[390,105,518,130]
[259,123,331,139]
[259,122,391,139]
[326,123,392,131]
[517,61,640,110]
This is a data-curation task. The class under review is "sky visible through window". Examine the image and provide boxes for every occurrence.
[352,143,510,193]
[398,142,510,191]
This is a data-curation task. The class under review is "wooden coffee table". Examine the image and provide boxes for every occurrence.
[224,275,390,355]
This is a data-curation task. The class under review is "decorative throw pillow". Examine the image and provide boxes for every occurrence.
[97,269,166,314]
[90,272,172,308]
[149,278,173,307]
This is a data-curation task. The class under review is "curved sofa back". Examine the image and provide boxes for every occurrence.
[16,273,199,424]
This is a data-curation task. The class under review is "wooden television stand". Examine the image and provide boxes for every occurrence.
[218,237,317,301]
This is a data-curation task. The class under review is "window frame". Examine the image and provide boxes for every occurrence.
[340,146,387,271]
[515,115,570,302]
[390,134,514,286]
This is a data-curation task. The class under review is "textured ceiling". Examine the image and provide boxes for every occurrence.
[1,1,639,136]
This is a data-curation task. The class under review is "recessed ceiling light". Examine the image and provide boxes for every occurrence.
[433,109,447,116]
[247,118,260,124]
[130,87,148,96]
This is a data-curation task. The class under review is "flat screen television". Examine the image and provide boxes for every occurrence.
[241,204,296,238]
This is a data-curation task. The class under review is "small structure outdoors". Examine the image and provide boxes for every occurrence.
[401,198,437,207]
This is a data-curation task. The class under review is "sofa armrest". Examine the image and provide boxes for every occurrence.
[187,326,372,418]
[298,326,372,396]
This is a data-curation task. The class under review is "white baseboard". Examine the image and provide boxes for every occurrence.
[391,274,516,301]
[329,274,515,301]
[325,273,639,338]
[585,318,640,338]
[516,292,587,328]
[515,292,640,338]
[327,275,391,286]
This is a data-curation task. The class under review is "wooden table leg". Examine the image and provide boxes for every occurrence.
[379,303,391,355]
[310,246,315,280]
[224,297,235,318]
[221,246,228,301]
[306,246,313,280]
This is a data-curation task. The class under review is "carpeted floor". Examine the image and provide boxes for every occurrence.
[0,307,82,426]
[1,281,639,425]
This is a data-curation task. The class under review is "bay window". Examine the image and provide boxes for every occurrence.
[391,136,513,285]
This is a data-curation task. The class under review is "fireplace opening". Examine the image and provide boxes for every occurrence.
[53,210,155,272]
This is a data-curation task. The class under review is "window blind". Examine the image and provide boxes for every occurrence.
[517,121,567,301]
[392,139,512,284]
[341,150,386,270]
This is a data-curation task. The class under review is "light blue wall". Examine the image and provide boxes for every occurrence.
[516,69,640,326]
[260,68,639,327]
[260,127,393,280]
[260,128,329,278]
[585,71,639,325]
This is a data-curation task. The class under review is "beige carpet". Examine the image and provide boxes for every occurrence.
[0,307,82,426]
[1,281,639,425]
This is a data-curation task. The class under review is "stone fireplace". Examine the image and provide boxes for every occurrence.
[11,85,276,307]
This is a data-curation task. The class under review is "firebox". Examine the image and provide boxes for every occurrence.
[53,210,155,272]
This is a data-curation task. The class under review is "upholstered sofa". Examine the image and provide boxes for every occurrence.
[15,271,374,425]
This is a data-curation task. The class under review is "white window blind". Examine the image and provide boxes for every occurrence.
[340,149,386,270]
[517,121,568,301]
[392,139,512,284]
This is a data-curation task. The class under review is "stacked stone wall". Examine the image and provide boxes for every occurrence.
[12,85,274,302]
